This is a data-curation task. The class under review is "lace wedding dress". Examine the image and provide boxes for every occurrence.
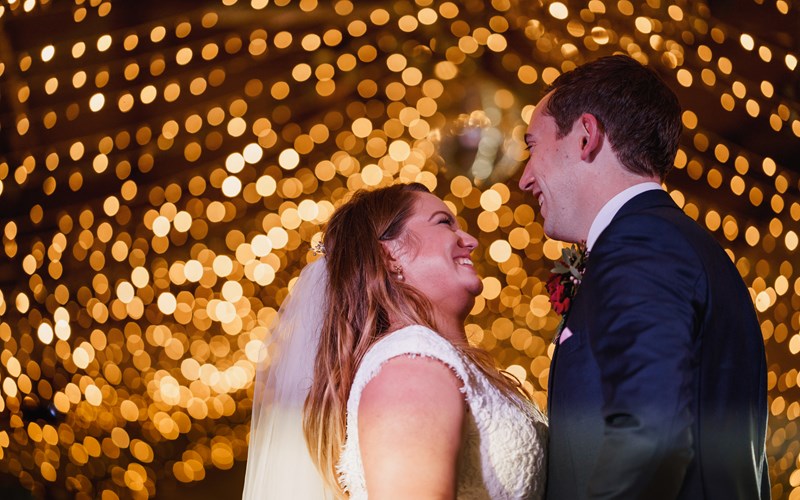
[338,325,547,499]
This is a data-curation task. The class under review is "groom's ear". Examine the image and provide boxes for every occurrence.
[578,113,603,162]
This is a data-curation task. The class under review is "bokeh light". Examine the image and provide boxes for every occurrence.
[0,0,798,498]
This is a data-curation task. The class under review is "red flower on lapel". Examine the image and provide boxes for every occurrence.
[547,242,588,332]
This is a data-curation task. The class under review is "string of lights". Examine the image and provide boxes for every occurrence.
[0,0,798,498]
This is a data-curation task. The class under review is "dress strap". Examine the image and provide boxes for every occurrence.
[348,325,471,411]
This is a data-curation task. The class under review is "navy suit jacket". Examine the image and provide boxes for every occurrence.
[545,190,769,499]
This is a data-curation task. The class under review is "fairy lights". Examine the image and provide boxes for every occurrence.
[0,0,798,497]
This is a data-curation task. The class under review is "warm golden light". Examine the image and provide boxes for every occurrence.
[0,0,796,498]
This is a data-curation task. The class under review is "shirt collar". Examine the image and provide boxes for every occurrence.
[586,182,664,251]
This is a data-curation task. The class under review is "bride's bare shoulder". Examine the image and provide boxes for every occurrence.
[357,355,465,498]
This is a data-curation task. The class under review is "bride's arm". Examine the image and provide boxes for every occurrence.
[358,355,465,500]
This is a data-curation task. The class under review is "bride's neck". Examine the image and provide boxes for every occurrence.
[386,311,466,344]
[428,310,468,344]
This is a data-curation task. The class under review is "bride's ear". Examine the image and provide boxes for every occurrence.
[379,239,402,271]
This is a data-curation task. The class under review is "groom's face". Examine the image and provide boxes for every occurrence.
[519,93,583,243]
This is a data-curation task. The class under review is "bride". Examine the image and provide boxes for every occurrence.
[242,182,547,499]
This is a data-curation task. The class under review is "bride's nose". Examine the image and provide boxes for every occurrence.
[458,230,478,251]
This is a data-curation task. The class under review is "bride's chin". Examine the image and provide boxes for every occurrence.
[468,280,484,297]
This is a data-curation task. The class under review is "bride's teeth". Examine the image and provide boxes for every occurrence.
[455,258,472,266]
[537,195,544,207]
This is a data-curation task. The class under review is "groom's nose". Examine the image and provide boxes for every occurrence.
[519,161,536,192]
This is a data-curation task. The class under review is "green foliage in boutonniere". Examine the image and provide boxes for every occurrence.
[546,242,588,333]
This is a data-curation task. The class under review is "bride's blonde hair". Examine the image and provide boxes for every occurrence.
[303,183,524,497]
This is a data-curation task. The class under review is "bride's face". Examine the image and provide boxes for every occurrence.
[390,192,482,316]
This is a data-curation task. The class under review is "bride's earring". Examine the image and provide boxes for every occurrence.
[392,265,404,281]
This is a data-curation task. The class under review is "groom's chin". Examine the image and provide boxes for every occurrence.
[544,225,578,245]
[542,224,561,241]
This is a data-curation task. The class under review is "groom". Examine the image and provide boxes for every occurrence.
[519,55,769,499]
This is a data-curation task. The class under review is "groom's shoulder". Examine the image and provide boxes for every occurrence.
[599,207,707,257]
[605,203,728,262]
[606,206,690,242]
[613,190,707,237]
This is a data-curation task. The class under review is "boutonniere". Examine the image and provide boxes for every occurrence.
[546,242,588,334]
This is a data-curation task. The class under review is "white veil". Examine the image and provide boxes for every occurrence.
[242,257,333,499]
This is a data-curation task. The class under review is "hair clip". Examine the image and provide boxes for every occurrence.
[311,241,326,256]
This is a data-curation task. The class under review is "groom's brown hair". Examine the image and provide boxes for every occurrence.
[545,55,682,181]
